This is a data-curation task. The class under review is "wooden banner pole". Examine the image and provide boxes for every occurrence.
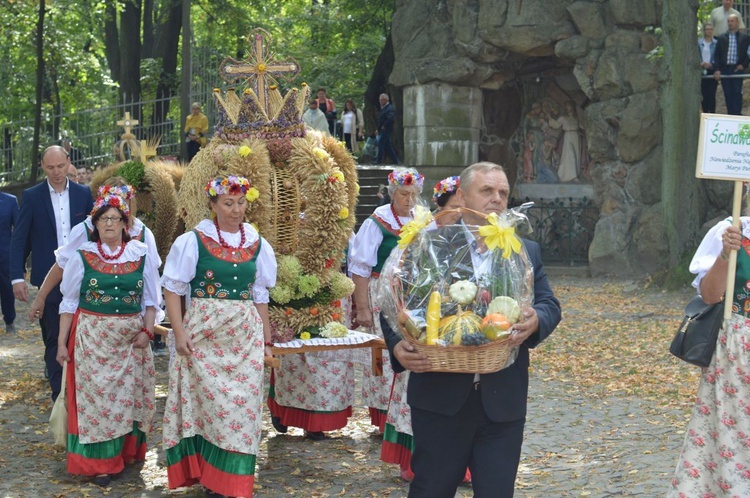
[725,181,743,320]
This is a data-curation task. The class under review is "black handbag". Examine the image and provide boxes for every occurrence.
[669,296,724,367]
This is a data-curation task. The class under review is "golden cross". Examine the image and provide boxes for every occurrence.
[218,28,300,116]
[117,112,139,138]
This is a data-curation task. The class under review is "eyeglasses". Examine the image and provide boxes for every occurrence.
[98,216,122,224]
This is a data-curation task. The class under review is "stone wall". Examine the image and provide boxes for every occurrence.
[390,0,666,275]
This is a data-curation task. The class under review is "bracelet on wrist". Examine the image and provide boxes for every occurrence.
[141,327,155,341]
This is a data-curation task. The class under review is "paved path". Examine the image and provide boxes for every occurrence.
[0,274,696,497]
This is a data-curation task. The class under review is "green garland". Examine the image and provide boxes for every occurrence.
[116,160,146,189]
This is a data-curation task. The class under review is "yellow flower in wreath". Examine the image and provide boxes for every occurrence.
[246,187,260,202]
[338,207,349,220]
[238,145,252,157]
[300,331,311,340]
[313,147,329,160]
[331,170,345,183]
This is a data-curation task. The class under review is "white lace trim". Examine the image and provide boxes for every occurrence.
[194,219,259,248]
[349,260,373,278]
[78,240,147,263]
[59,299,79,314]
[372,204,411,231]
[161,275,189,296]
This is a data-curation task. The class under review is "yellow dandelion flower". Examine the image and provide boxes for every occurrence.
[332,171,345,183]
[258,63,266,72]
[300,331,311,340]
[338,207,349,220]
[313,147,329,160]
[238,145,252,157]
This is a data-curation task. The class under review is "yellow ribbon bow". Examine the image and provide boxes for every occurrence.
[398,206,434,248]
[478,212,522,259]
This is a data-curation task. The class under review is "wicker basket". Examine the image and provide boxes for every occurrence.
[391,207,518,374]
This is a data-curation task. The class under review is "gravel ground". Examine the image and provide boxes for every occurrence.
[0,271,697,497]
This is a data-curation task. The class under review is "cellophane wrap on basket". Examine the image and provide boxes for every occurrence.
[375,205,535,372]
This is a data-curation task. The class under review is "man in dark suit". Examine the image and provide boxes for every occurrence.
[383,162,561,497]
[0,191,19,334]
[10,146,93,400]
[713,13,750,115]
[375,93,400,165]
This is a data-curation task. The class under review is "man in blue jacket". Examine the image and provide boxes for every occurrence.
[10,146,93,400]
[383,162,561,497]
[0,191,19,334]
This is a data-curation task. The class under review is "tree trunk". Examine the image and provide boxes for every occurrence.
[119,0,143,133]
[152,0,183,138]
[662,0,704,266]
[31,0,46,181]
[142,0,155,59]
[180,0,191,161]
[103,0,120,83]
[364,32,394,136]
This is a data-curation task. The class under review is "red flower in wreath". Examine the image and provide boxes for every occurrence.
[403,174,414,186]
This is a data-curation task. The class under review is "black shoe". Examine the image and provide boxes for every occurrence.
[92,474,111,487]
[305,431,326,441]
[271,416,287,434]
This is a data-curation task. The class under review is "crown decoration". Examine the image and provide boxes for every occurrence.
[215,28,310,141]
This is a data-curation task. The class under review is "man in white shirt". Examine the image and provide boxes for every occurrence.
[711,0,745,36]
[302,99,330,136]
[9,146,93,400]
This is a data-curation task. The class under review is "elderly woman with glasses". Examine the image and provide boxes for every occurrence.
[56,187,161,487]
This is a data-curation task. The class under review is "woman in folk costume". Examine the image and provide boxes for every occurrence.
[379,176,471,482]
[161,175,276,498]
[668,215,750,496]
[55,188,160,487]
[30,178,161,320]
[348,167,422,431]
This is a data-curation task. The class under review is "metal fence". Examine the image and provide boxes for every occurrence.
[511,197,599,266]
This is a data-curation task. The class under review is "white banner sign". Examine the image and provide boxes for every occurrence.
[697,113,750,180]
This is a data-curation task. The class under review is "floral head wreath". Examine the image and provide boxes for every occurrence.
[432,176,460,205]
[92,190,130,217]
[388,168,424,190]
[205,175,260,203]
[98,184,135,201]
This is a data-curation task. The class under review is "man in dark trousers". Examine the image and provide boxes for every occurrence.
[10,146,93,400]
[376,93,400,165]
[382,162,561,498]
[713,13,750,115]
[0,191,19,334]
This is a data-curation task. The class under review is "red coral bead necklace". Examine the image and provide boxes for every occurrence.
[390,203,405,230]
[214,217,245,249]
[97,240,126,260]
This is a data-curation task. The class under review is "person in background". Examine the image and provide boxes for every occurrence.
[376,94,399,165]
[10,146,94,401]
[341,99,364,153]
[316,88,336,136]
[67,164,78,183]
[61,138,86,169]
[0,191,18,334]
[303,99,330,136]
[348,167,423,433]
[76,167,89,186]
[161,175,276,498]
[668,216,750,496]
[55,187,159,488]
[184,102,209,162]
[700,23,718,114]
[382,162,561,497]
[713,14,750,116]
[711,0,745,36]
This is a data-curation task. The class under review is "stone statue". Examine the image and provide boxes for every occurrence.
[547,101,582,183]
